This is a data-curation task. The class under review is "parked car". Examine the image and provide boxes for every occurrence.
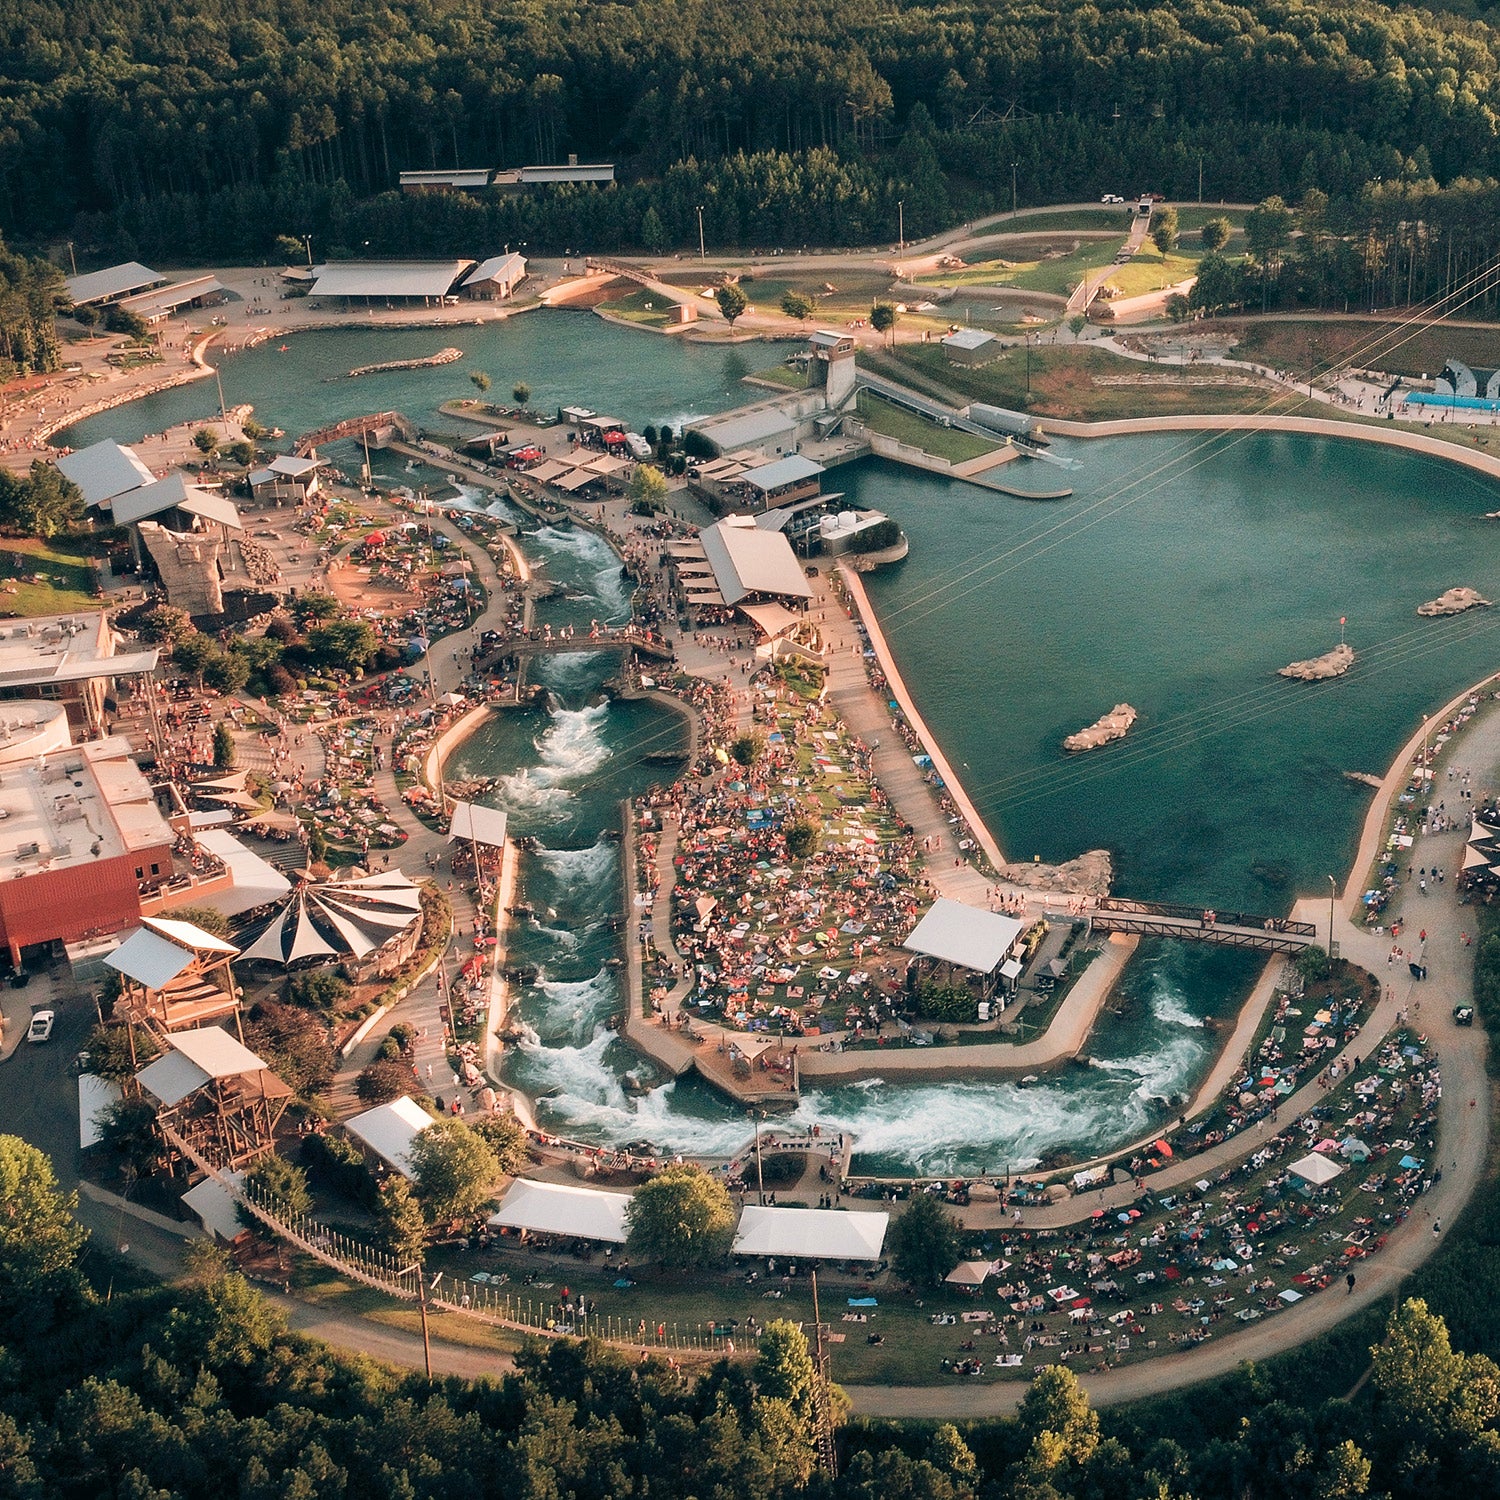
[26,1010,54,1044]
[1100,194,1125,204]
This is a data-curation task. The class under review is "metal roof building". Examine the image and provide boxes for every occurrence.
[941,327,1000,367]
[742,454,825,498]
[117,276,229,324]
[55,439,154,508]
[65,262,162,306]
[902,898,1024,975]
[462,252,528,297]
[688,405,799,458]
[110,473,242,530]
[309,260,475,301]
[699,516,814,606]
[399,169,494,191]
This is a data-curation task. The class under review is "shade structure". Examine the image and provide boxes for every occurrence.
[137,1029,274,1108]
[191,828,294,916]
[344,1096,435,1179]
[732,1205,889,1261]
[106,916,239,990]
[1289,1152,1345,1187]
[945,1259,998,1288]
[238,871,424,966]
[448,800,509,849]
[182,1172,247,1241]
[488,1179,632,1244]
[903,898,1024,976]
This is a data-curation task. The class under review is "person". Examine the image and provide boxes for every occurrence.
[1346,1272,1356,1295]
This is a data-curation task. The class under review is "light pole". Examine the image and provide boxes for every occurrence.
[753,1109,765,1205]
[1327,874,1337,955]
[1011,162,1018,219]
[400,1264,434,1379]
[303,233,313,267]
[696,205,706,261]
[898,200,904,251]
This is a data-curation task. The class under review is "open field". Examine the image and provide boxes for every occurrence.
[597,287,675,328]
[1099,247,1210,300]
[920,240,1122,299]
[1229,319,1500,381]
[0,534,102,615]
[855,388,1000,461]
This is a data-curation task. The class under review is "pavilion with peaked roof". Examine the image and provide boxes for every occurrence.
[107,915,243,1037]
[902,897,1026,1004]
[135,1026,292,1171]
[238,870,425,975]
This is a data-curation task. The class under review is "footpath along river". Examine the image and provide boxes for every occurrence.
[61,319,1500,1174]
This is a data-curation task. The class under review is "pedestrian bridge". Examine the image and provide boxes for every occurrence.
[1090,897,1316,953]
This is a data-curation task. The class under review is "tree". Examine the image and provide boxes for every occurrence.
[373,1175,427,1266]
[192,427,219,460]
[715,282,749,326]
[628,463,668,514]
[1187,252,1244,316]
[0,462,83,539]
[205,651,250,695]
[289,591,339,627]
[212,721,236,769]
[273,235,306,263]
[1005,1366,1101,1494]
[781,291,814,320]
[640,205,665,251]
[171,905,230,938]
[1068,313,1087,338]
[1296,943,1331,984]
[97,1096,161,1179]
[1200,216,1232,251]
[512,381,530,404]
[134,605,191,644]
[755,1319,815,1413]
[1316,1440,1372,1500]
[82,1022,158,1082]
[1149,206,1179,255]
[468,1111,530,1176]
[172,632,216,685]
[730,732,764,767]
[1165,292,1192,322]
[625,1164,735,1267]
[889,1191,961,1285]
[306,618,378,673]
[469,370,490,393]
[243,1000,336,1097]
[783,818,817,859]
[307,824,329,867]
[409,1119,501,1223]
[285,968,351,1013]
[355,1057,410,1104]
[928,1425,979,1489]
[870,301,897,344]
[226,439,255,466]
[243,1153,311,1216]
[0,1135,88,1339]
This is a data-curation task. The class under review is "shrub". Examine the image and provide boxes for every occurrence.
[355,1058,412,1105]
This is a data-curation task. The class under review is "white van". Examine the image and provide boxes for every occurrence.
[625,433,653,459]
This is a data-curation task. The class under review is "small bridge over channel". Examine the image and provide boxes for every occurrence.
[1090,897,1316,953]
[477,629,677,671]
[293,411,415,456]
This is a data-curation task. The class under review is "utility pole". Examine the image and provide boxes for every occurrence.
[1327,875,1337,957]
[754,1110,765,1205]
[67,242,77,276]
[213,362,227,423]
[401,1265,434,1380]
[303,233,313,267]
[1198,155,1204,205]
[898,200,904,251]
[1011,162,1018,219]
[696,205,706,261]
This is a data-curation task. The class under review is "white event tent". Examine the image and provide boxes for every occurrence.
[732,1205,889,1261]
[488,1179,632,1244]
[344,1096,435,1179]
[1288,1153,1345,1187]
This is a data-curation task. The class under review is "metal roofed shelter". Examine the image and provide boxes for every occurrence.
[902,897,1025,1003]
[516,162,615,184]
[117,276,229,325]
[488,1179,632,1244]
[463,252,528,300]
[250,452,324,503]
[941,327,1000,367]
[136,1027,291,1170]
[946,1259,1000,1288]
[688,405,799,458]
[400,168,494,192]
[699,517,814,607]
[741,454,825,509]
[739,601,802,641]
[344,1095,436,1179]
[65,261,162,307]
[732,1205,889,1261]
[55,439,154,508]
[310,260,475,303]
[181,1172,247,1242]
[108,915,243,1035]
[188,828,294,917]
[110,473,242,530]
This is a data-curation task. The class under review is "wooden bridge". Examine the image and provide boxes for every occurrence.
[293,410,415,456]
[1090,897,1316,953]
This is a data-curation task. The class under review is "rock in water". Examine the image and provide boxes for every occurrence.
[1280,642,1354,680]
[1418,586,1491,617]
[1062,704,1137,752]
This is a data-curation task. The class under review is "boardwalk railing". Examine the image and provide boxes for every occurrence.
[161,1125,749,1361]
[1091,897,1316,954]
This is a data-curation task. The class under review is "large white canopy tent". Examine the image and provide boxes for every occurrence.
[238,871,423,965]
[488,1179,632,1244]
[732,1205,889,1261]
[448,800,509,848]
[1289,1152,1345,1187]
[344,1096,435,1179]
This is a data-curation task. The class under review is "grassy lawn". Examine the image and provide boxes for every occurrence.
[921,241,1122,300]
[855,389,1000,462]
[983,210,1136,235]
[1174,207,1247,234]
[599,288,676,328]
[1101,248,1207,300]
[0,534,102,615]
[748,362,809,390]
[1228,318,1500,382]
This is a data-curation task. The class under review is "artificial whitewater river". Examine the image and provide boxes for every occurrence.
[61,315,1500,1173]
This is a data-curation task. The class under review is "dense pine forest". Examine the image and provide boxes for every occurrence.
[8,0,1500,266]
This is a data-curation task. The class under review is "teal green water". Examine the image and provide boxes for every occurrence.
[852,432,1500,911]
[64,322,1500,1170]
[59,312,795,449]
